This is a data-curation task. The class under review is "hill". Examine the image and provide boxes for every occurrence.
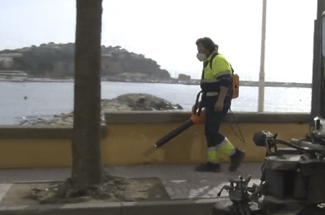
[0,43,171,80]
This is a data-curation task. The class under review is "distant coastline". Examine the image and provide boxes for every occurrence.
[0,77,312,88]
[0,43,312,89]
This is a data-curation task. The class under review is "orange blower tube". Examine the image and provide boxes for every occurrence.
[154,107,205,148]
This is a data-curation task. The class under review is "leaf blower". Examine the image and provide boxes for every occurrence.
[154,91,205,148]
[152,65,241,149]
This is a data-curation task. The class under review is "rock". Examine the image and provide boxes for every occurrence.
[18,93,183,126]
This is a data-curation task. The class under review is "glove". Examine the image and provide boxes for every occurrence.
[191,105,197,114]
[191,101,201,114]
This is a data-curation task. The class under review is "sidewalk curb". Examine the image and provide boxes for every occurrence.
[0,198,226,215]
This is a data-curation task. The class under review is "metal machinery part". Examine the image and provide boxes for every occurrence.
[213,117,325,215]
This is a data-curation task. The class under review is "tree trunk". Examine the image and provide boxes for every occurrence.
[71,0,103,189]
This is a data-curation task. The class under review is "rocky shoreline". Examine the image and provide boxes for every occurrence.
[19,94,183,126]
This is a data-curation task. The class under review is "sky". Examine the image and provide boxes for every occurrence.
[0,0,317,82]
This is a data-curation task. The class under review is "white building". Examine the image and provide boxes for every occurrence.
[0,70,28,82]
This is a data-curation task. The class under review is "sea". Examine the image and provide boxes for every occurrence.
[0,81,311,125]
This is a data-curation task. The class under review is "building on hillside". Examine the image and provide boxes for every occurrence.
[0,70,28,81]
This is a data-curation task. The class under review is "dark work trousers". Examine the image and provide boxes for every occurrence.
[204,106,229,148]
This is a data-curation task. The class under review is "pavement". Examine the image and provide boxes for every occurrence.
[0,163,263,201]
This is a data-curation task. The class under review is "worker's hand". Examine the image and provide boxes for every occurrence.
[191,104,197,114]
[214,100,224,112]
[192,101,201,114]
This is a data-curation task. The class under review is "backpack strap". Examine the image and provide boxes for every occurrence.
[209,52,219,70]
[201,52,236,79]
[201,52,218,80]
[210,52,235,75]
[229,64,234,75]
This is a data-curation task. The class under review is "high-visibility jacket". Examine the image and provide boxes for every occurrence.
[200,50,232,108]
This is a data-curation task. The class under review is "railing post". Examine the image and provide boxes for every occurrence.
[311,0,325,123]
[311,19,321,121]
[258,0,267,112]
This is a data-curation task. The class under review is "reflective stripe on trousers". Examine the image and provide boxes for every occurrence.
[207,148,219,163]
[207,138,235,163]
[216,137,236,156]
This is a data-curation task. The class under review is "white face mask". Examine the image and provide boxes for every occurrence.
[196,53,207,62]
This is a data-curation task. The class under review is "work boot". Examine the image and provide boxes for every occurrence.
[228,149,245,172]
[195,162,221,172]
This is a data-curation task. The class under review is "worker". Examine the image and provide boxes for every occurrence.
[194,37,245,172]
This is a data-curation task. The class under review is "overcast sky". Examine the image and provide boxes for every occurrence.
[0,0,317,82]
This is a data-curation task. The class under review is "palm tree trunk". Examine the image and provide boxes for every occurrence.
[71,0,103,189]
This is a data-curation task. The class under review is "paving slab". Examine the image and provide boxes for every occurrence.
[0,163,263,200]
[106,163,262,199]
[0,184,12,203]
[0,199,225,215]
[0,163,292,215]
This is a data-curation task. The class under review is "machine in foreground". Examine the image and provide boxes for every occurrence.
[213,117,325,215]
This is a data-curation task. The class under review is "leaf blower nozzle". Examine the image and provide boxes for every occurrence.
[154,91,205,148]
